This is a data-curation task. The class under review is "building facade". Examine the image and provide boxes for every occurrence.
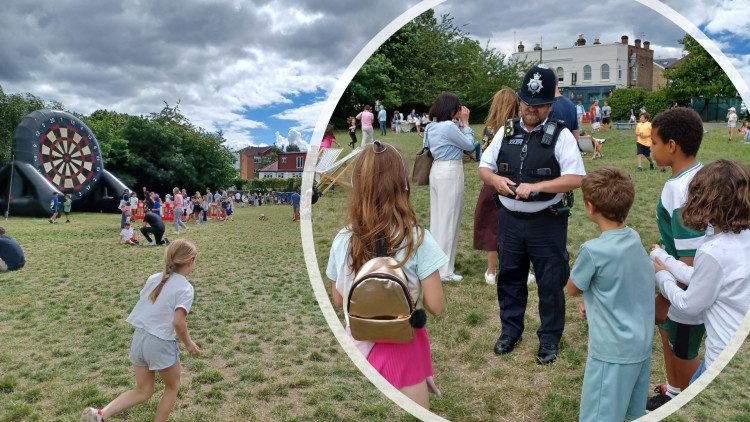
[238,146,273,180]
[512,35,655,104]
[258,152,305,179]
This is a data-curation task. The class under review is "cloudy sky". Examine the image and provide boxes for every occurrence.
[0,0,747,152]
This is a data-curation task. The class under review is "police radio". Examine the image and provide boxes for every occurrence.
[540,121,557,146]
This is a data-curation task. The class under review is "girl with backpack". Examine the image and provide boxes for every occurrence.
[326,141,447,409]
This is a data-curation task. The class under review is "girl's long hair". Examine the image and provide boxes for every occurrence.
[484,87,519,131]
[682,159,750,234]
[324,124,335,139]
[149,239,197,303]
[346,142,423,272]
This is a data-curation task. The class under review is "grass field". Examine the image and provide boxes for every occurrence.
[0,121,749,421]
[311,122,750,422]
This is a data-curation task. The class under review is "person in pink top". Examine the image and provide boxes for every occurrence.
[172,187,189,235]
[356,105,375,146]
[319,124,341,152]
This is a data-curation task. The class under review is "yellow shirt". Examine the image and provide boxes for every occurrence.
[635,122,652,147]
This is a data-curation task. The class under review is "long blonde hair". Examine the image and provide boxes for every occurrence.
[346,142,423,271]
[149,239,197,303]
[482,87,519,150]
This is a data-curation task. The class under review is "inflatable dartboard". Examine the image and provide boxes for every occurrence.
[0,109,129,217]
[25,110,103,196]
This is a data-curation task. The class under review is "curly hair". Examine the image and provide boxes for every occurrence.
[580,167,635,223]
[651,107,703,157]
[682,159,750,233]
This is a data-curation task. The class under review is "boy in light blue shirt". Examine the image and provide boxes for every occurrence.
[567,167,655,422]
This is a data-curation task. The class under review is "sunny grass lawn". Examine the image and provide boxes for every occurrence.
[0,205,412,422]
[313,123,750,422]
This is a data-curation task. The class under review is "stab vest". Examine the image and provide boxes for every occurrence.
[496,118,566,202]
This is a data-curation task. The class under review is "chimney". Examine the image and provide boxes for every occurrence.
[533,43,541,51]
[643,41,650,50]
[518,41,524,52]
[621,35,629,44]
[594,38,601,45]
[634,39,641,48]
[577,34,586,46]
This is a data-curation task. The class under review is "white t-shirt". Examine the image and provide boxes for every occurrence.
[120,227,134,239]
[130,197,138,210]
[653,227,750,368]
[479,117,586,212]
[126,272,195,340]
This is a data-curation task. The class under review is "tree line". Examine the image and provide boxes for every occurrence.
[332,10,528,126]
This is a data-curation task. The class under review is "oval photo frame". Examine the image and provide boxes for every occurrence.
[300,1,749,420]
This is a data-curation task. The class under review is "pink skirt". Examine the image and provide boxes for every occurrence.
[367,327,433,389]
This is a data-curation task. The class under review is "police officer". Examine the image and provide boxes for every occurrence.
[478,64,585,364]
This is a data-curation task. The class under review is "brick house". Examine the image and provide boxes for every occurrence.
[238,146,274,180]
[258,152,305,179]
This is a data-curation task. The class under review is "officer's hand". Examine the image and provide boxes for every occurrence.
[514,183,537,200]
[492,176,515,196]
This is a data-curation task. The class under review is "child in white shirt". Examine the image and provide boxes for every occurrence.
[118,222,139,245]
[82,239,201,422]
[651,159,750,383]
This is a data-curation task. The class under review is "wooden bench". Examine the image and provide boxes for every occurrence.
[614,121,637,130]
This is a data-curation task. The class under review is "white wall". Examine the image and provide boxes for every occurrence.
[513,43,629,89]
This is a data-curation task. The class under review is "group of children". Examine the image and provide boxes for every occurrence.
[47,192,72,224]
[569,107,750,421]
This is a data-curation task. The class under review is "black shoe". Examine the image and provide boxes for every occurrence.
[494,335,521,355]
[163,238,170,246]
[646,386,672,411]
[537,342,559,364]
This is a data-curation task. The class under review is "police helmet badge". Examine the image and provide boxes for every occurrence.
[527,72,544,95]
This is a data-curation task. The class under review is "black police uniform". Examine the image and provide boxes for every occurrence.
[494,118,571,347]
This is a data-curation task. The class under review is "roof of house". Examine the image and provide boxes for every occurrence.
[258,160,278,172]
[242,146,273,157]
[653,58,680,69]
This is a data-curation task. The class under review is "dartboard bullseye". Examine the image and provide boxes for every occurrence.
[29,113,103,197]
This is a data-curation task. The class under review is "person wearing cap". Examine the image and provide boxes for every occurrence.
[479,64,585,364]
[727,106,738,141]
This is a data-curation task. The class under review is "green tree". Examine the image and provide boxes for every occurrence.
[334,10,525,125]
[0,86,49,166]
[664,34,738,121]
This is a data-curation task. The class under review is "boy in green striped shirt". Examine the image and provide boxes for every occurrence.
[646,108,705,410]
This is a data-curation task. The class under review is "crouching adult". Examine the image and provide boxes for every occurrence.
[141,209,170,246]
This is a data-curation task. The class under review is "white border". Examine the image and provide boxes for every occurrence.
[301,1,750,421]
[300,1,449,420]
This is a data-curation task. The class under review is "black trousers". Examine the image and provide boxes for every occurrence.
[496,206,570,344]
[140,226,165,245]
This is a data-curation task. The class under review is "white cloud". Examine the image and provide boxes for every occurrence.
[275,129,308,152]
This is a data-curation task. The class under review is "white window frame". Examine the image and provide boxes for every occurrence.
[601,64,610,80]
[296,156,304,168]
[583,65,592,81]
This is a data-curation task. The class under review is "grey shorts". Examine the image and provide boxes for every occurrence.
[129,327,180,370]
